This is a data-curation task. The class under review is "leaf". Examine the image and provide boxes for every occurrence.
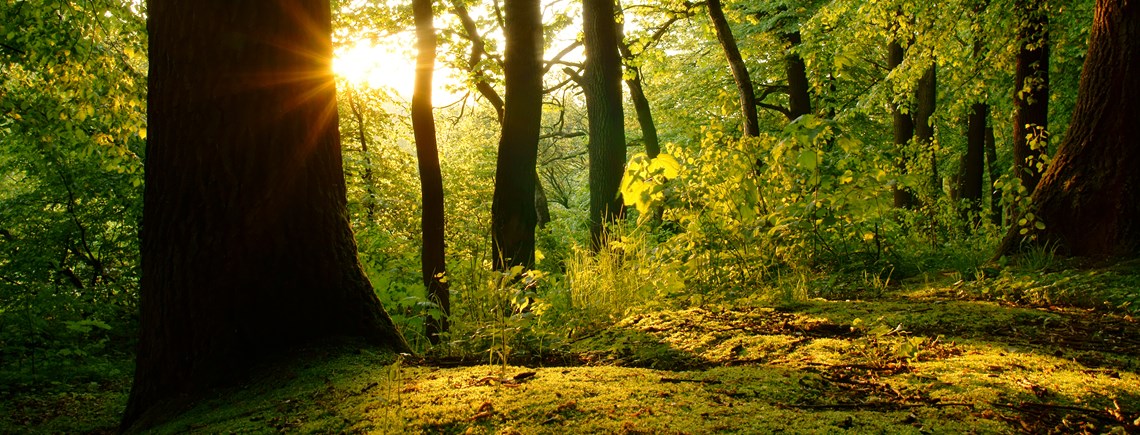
[649,154,681,179]
[797,150,818,171]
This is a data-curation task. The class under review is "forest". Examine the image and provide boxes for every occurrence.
[1,0,1138,433]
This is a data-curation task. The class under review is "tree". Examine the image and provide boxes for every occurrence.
[490,0,544,269]
[584,0,628,250]
[915,63,937,194]
[888,40,918,209]
[123,0,408,429]
[706,0,759,137]
[411,0,450,343]
[616,1,661,158]
[1011,0,1050,194]
[956,102,987,226]
[998,0,1139,258]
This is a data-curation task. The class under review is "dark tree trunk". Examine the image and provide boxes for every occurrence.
[889,40,917,209]
[707,0,759,137]
[985,125,1001,226]
[584,0,627,251]
[784,31,812,120]
[346,89,379,220]
[1012,0,1050,194]
[915,64,938,194]
[491,0,544,269]
[412,0,449,343]
[998,0,1140,258]
[124,0,408,430]
[957,103,987,225]
[616,5,660,158]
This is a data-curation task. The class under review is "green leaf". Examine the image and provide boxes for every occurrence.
[797,150,818,171]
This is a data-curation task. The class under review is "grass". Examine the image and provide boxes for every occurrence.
[7,260,1140,434]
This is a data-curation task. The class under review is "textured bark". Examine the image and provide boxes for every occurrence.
[985,125,1001,226]
[490,0,544,269]
[784,31,812,120]
[412,0,449,343]
[915,64,938,194]
[1012,0,1050,194]
[124,0,409,430]
[889,40,917,209]
[707,0,759,136]
[998,0,1140,258]
[957,103,987,225]
[584,0,627,251]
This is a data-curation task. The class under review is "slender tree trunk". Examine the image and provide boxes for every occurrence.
[451,0,506,122]
[707,0,759,137]
[411,0,449,343]
[616,5,660,158]
[915,64,938,195]
[1012,0,1050,194]
[124,1,408,430]
[535,171,551,228]
[957,103,987,226]
[985,124,1001,226]
[491,0,544,269]
[998,0,1140,258]
[346,89,378,220]
[889,40,917,209]
[584,0,626,251]
[784,31,812,120]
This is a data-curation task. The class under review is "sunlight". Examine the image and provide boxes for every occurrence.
[333,39,463,105]
[333,40,416,95]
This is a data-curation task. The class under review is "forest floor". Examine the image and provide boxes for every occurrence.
[5,271,1140,434]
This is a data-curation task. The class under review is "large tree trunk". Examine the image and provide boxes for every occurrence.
[998,0,1140,258]
[411,0,449,343]
[784,31,812,120]
[490,0,544,269]
[1012,0,1050,194]
[584,0,627,251]
[957,102,987,226]
[706,0,759,137]
[888,40,917,209]
[124,0,408,430]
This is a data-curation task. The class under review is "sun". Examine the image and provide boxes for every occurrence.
[333,40,417,95]
[333,39,463,105]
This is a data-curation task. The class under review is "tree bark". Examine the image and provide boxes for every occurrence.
[584,0,627,251]
[784,31,812,120]
[889,40,917,209]
[985,124,1001,226]
[1012,0,1050,194]
[915,64,937,195]
[707,0,759,137]
[491,0,544,269]
[957,102,987,226]
[998,0,1140,258]
[616,5,660,158]
[412,0,449,343]
[124,0,408,429]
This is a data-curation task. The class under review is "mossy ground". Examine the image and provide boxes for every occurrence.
[7,273,1140,434]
